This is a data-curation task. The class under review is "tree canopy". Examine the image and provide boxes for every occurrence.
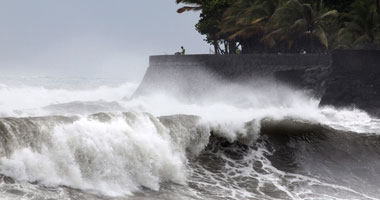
[176,0,380,54]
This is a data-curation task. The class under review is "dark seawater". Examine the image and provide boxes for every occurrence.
[0,77,379,200]
[0,114,379,200]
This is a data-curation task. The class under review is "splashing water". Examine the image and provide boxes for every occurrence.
[0,76,379,200]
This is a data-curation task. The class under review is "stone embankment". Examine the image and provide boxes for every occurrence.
[135,50,380,117]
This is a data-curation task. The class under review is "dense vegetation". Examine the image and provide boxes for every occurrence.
[176,0,380,54]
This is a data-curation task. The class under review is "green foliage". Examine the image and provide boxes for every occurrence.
[195,0,233,54]
[176,0,380,53]
[324,0,356,12]
[221,0,284,53]
[266,0,337,52]
[337,0,380,48]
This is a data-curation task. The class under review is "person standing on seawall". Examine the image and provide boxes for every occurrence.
[181,46,185,55]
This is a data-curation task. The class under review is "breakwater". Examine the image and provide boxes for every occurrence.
[135,50,380,117]
[320,50,380,117]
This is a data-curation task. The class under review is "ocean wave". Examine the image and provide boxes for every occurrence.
[0,77,379,199]
[0,112,379,199]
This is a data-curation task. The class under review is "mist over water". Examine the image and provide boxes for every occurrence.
[0,75,379,200]
[0,77,137,117]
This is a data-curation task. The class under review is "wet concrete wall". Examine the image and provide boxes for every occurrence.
[135,54,330,97]
[135,50,380,117]
[320,50,380,117]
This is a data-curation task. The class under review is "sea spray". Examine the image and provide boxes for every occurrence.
[0,113,210,196]
[0,81,137,117]
[0,77,379,199]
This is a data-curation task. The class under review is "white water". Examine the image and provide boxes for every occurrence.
[0,113,191,196]
[0,77,137,117]
[0,76,379,199]
[1,76,377,134]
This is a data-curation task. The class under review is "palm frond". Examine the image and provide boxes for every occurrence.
[313,25,329,48]
[177,6,202,13]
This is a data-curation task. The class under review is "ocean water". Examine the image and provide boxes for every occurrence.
[0,76,379,200]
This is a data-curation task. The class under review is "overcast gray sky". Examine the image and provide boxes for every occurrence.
[0,0,209,81]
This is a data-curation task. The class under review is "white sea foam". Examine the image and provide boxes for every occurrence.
[0,77,378,135]
[0,77,379,199]
[125,84,380,135]
[0,113,190,196]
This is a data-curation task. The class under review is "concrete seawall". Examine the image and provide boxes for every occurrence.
[135,50,380,117]
[135,54,331,97]
[147,54,330,79]
[320,50,380,117]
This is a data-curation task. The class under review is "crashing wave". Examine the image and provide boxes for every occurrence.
[0,112,379,199]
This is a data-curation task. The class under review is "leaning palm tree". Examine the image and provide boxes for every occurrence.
[337,0,380,48]
[221,0,284,53]
[176,0,205,13]
[266,0,338,52]
[223,0,283,38]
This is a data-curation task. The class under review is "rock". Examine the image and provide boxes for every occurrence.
[320,50,380,117]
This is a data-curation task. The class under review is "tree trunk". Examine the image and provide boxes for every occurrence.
[224,41,229,54]
[213,41,219,54]
[377,0,380,14]
[318,0,322,11]
[228,41,237,54]
[309,32,313,53]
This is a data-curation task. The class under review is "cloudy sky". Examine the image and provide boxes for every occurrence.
[0,1,208,81]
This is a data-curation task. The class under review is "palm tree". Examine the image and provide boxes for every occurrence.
[177,0,235,54]
[176,0,205,13]
[337,0,380,48]
[266,0,338,52]
[221,0,284,53]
